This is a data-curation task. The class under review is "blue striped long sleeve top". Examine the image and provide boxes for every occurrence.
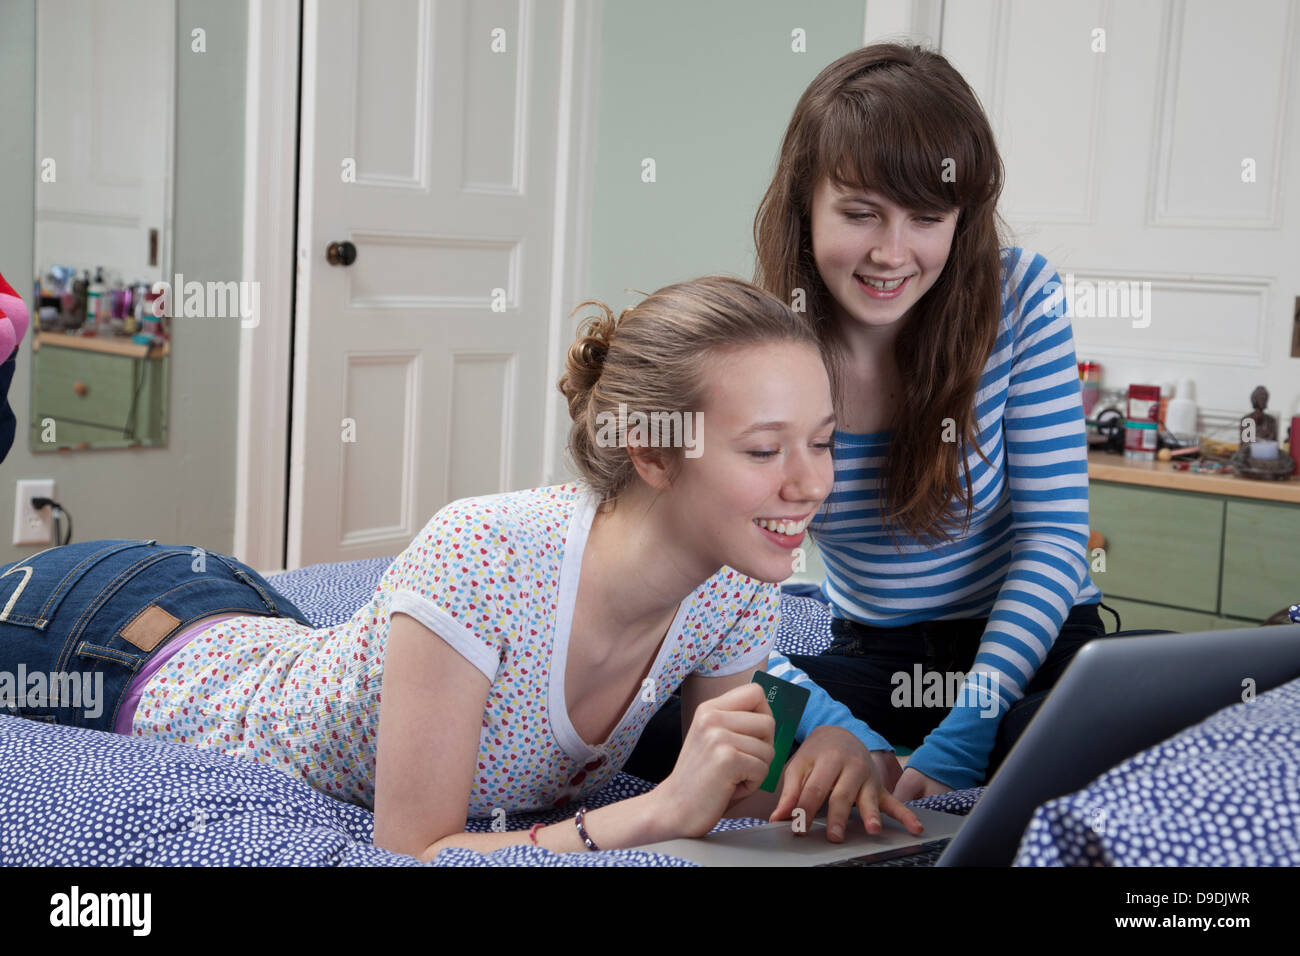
[769,247,1102,789]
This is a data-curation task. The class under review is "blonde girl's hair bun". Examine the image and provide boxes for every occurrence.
[557,299,621,420]
[558,276,822,506]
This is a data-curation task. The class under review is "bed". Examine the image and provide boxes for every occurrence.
[0,556,974,866]
[1015,673,1300,866]
[4,556,1294,865]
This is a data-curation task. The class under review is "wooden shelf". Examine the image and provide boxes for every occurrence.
[34,331,170,359]
[1088,449,1300,505]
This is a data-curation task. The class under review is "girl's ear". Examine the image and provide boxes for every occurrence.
[626,444,678,492]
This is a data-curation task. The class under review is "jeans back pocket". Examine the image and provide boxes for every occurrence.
[0,539,155,632]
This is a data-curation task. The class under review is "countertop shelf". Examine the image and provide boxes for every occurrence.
[1088,449,1300,505]
[33,331,171,359]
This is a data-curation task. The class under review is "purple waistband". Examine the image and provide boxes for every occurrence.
[113,615,239,735]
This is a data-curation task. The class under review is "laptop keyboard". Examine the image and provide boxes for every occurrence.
[816,838,951,867]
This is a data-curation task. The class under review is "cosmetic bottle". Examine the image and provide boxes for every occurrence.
[87,267,106,332]
[1289,397,1300,476]
[1124,384,1160,461]
[70,271,89,328]
[1165,378,1199,445]
[124,281,140,334]
[1078,361,1101,418]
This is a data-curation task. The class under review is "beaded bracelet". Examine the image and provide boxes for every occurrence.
[573,805,600,851]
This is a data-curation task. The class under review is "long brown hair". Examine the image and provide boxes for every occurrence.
[753,43,1006,545]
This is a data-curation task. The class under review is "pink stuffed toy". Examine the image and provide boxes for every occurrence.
[0,270,30,360]
[1,268,27,461]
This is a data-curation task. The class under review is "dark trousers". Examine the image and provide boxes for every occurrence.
[624,601,1124,787]
[0,351,16,464]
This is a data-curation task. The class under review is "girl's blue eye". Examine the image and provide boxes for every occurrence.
[748,450,779,459]
[846,212,873,221]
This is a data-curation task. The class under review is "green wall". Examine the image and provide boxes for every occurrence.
[587,0,865,311]
[2,0,868,559]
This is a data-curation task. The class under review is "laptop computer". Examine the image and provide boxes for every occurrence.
[634,623,1300,866]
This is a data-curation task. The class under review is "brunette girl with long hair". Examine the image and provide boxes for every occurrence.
[754,43,1107,800]
[631,43,1107,802]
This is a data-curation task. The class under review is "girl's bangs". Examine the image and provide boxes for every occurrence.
[815,91,993,213]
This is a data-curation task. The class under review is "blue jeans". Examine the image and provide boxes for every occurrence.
[0,539,310,731]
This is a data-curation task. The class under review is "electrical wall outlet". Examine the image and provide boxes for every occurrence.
[12,479,56,546]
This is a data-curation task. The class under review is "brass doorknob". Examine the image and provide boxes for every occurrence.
[326,241,357,266]
[73,381,88,397]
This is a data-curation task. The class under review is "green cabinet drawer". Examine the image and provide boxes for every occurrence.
[31,345,167,447]
[34,346,137,426]
[1221,500,1300,620]
[1089,482,1224,613]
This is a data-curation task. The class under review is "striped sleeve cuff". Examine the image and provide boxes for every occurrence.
[905,694,1002,790]
[767,651,894,753]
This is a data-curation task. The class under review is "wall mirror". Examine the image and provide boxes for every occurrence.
[29,0,175,452]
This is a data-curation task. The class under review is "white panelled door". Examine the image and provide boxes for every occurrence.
[289,0,567,567]
[942,0,1300,428]
[35,0,173,283]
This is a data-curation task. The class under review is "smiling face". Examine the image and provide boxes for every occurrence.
[659,341,835,584]
[809,178,959,336]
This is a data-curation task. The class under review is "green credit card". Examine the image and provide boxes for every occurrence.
[751,670,811,792]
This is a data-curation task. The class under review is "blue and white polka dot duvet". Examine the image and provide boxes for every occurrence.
[8,555,1286,865]
[1014,674,1300,866]
[0,558,947,867]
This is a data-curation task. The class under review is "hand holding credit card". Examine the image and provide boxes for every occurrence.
[751,671,810,792]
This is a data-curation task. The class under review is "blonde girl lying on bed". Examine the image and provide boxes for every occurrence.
[0,276,920,859]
